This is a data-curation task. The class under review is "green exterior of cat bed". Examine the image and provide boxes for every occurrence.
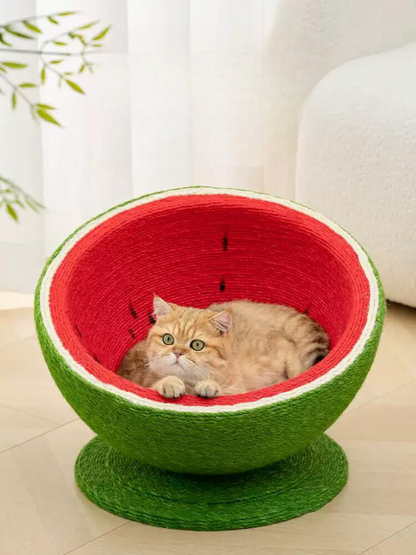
[35,187,385,530]
[75,434,348,531]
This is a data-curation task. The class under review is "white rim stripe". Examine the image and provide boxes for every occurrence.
[39,188,380,414]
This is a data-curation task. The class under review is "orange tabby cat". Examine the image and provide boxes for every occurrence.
[117,296,329,399]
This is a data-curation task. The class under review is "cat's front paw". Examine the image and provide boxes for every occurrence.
[154,376,185,399]
[195,380,220,398]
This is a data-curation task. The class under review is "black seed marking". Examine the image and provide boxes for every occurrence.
[128,328,136,339]
[314,354,326,365]
[149,313,156,325]
[219,278,226,292]
[93,354,100,363]
[129,302,137,319]
[75,325,82,338]
[304,306,310,315]
[222,234,228,251]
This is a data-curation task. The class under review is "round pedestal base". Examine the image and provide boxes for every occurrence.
[75,434,348,531]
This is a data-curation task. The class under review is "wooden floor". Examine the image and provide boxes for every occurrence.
[1,300,416,555]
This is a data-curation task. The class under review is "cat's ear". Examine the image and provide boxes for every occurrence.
[153,295,173,319]
[210,311,232,335]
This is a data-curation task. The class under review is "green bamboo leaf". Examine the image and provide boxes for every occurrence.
[48,16,59,25]
[57,11,78,16]
[78,21,98,30]
[65,79,84,94]
[36,103,56,110]
[92,43,102,48]
[50,59,64,65]
[5,26,34,40]
[40,67,46,84]
[53,41,67,46]
[71,34,86,45]
[78,64,86,74]
[37,108,61,126]
[0,33,12,47]
[15,199,25,209]
[0,66,7,73]
[2,62,27,69]
[6,204,18,221]
[64,71,73,75]
[19,82,36,88]
[23,21,41,34]
[0,88,4,95]
[11,92,17,109]
[92,26,111,41]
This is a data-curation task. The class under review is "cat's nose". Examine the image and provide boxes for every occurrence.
[174,351,183,360]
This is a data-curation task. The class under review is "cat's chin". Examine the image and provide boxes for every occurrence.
[151,361,187,378]
[170,362,184,371]
[150,361,201,385]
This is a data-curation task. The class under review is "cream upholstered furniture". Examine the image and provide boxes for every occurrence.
[264,0,416,199]
[297,42,416,307]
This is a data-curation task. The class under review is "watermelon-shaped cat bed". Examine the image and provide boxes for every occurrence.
[35,187,385,531]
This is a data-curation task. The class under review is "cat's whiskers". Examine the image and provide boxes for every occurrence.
[174,356,209,383]
[147,354,171,372]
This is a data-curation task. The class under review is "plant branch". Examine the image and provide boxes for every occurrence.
[0,11,110,221]
[39,23,103,86]
[0,47,104,56]
[0,12,77,30]
[40,22,90,51]
[0,175,43,221]
[0,71,33,107]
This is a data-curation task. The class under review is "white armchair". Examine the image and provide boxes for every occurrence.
[268,0,416,199]
[296,42,416,306]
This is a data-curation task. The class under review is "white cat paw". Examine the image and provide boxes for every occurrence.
[155,376,185,399]
[195,380,220,398]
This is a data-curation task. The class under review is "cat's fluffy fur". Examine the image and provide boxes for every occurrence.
[117,296,329,399]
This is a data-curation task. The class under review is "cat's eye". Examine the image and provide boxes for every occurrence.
[190,339,205,351]
[162,334,174,345]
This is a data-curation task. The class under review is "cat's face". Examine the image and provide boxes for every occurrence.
[146,296,231,384]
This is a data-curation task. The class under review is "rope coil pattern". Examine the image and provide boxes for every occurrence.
[39,189,382,412]
[75,434,348,531]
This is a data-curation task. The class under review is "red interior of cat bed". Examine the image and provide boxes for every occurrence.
[50,193,370,406]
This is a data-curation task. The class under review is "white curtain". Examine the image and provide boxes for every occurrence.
[1,0,288,293]
[3,0,416,293]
